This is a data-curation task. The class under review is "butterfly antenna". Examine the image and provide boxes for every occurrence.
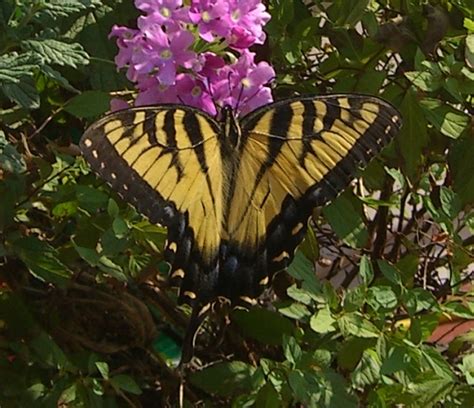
[235,82,245,114]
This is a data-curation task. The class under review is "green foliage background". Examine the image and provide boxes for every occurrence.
[0,0,473,406]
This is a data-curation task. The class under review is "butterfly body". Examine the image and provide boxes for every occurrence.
[81,94,402,309]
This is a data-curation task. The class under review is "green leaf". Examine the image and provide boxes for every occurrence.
[359,255,374,285]
[338,337,372,370]
[95,362,109,380]
[385,166,406,190]
[42,0,90,18]
[255,383,281,408]
[439,186,461,219]
[278,302,311,320]
[421,347,455,380]
[75,184,109,209]
[0,52,41,84]
[420,98,470,139]
[110,375,141,395]
[286,284,313,305]
[402,288,438,315]
[397,90,429,178]
[41,65,79,93]
[310,307,337,334]
[287,370,311,403]
[367,286,398,312]
[233,308,294,345]
[323,191,368,248]
[1,76,40,109]
[299,226,319,261]
[73,241,128,281]
[59,384,77,404]
[0,130,26,173]
[23,39,90,68]
[190,361,255,397]
[459,354,474,385]
[112,217,128,238]
[405,71,442,92]
[52,201,78,218]
[343,286,366,312]
[13,237,72,284]
[466,34,474,68]
[64,90,110,118]
[283,336,302,366]
[450,136,474,205]
[338,313,380,338]
[380,346,408,375]
[377,260,402,287]
[287,250,322,296]
[107,199,120,218]
[351,349,381,388]
[30,332,71,370]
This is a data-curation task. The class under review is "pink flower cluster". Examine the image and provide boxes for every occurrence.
[110,0,274,116]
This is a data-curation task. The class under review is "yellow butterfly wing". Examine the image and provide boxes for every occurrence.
[223,95,402,300]
[80,106,225,302]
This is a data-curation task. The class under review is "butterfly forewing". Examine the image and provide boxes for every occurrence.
[80,106,225,297]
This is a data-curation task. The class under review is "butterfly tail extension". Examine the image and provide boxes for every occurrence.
[179,300,212,365]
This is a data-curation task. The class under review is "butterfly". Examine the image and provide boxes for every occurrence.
[80,94,401,358]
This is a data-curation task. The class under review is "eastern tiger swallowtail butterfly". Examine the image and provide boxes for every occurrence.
[80,94,401,358]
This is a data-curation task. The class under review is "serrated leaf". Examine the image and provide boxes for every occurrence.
[24,39,90,68]
[64,90,110,118]
[41,65,79,93]
[42,0,90,18]
[0,52,41,84]
[1,76,40,109]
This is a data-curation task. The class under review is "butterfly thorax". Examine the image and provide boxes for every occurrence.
[221,105,241,149]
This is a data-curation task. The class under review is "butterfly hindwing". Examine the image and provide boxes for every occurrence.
[80,105,225,300]
[223,94,402,298]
